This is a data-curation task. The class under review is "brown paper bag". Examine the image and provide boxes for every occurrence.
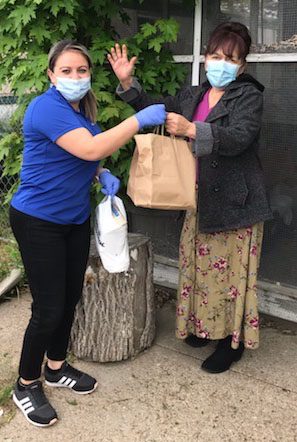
[127,131,196,210]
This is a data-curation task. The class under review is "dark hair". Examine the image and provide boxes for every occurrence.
[205,22,251,61]
[48,39,97,123]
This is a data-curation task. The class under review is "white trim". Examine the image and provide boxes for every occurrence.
[247,53,297,62]
[191,0,202,86]
[173,55,194,63]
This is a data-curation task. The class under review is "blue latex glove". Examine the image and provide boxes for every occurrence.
[99,171,121,197]
[135,104,166,130]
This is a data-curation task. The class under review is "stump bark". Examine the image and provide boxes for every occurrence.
[70,233,155,362]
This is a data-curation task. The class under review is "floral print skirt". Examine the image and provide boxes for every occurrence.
[176,209,264,349]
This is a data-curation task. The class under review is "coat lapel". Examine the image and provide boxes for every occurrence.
[205,100,229,123]
[206,87,243,122]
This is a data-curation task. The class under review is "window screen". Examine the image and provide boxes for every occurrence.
[248,62,297,286]
[113,0,194,55]
[202,0,297,53]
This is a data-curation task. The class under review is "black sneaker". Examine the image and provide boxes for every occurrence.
[13,379,58,427]
[44,361,97,394]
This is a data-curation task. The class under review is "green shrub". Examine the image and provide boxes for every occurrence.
[0,1,187,207]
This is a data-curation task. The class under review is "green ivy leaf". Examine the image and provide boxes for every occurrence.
[148,37,164,53]
[8,4,36,28]
[99,106,120,122]
[140,22,157,38]
[49,0,67,17]
[59,16,76,34]
[96,91,113,104]
[157,18,179,42]
[0,145,9,161]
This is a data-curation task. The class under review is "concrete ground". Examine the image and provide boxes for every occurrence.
[0,290,297,442]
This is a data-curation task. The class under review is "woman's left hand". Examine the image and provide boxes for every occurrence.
[98,171,121,197]
[166,113,196,139]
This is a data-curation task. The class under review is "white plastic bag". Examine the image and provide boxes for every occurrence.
[94,196,130,273]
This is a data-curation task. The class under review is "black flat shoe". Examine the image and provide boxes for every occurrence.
[185,334,209,348]
[201,340,244,373]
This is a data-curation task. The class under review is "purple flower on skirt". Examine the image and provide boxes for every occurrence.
[194,317,203,330]
[246,339,255,348]
[228,285,240,300]
[232,331,240,343]
[213,257,228,271]
[250,245,258,256]
[181,284,192,299]
[199,330,209,339]
[176,305,185,316]
[189,312,195,322]
[249,316,259,329]
[198,244,210,256]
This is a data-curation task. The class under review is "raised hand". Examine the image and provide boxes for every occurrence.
[107,43,137,89]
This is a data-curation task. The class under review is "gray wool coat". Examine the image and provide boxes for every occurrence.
[117,74,272,233]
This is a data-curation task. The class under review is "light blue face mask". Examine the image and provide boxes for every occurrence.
[206,60,240,89]
[55,77,91,102]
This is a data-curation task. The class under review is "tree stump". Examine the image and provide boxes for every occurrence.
[70,233,155,362]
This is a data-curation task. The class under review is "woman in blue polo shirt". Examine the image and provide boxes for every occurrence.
[9,39,166,427]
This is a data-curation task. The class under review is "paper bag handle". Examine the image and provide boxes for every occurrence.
[153,125,165,136]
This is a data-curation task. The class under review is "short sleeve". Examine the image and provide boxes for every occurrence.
[30,93,83,142]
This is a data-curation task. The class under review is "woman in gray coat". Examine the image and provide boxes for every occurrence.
[108,22,272,373]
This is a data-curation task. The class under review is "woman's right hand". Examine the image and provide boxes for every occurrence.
[107,43,137,90]
[134,104,166,130]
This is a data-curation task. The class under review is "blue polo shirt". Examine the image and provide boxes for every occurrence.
[11,87,101,224]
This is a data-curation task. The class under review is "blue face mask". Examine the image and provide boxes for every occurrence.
[55,77,91,102]
[206,60,240,89]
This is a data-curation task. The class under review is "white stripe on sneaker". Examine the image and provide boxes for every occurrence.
[69,380,76,388]
[19,397,30,405]
[17,397,35,415]
[64,378,72,386]
[58,376,67,384]
[23,401,33,410]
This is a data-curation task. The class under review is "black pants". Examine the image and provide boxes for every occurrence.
[9,206,90,380]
